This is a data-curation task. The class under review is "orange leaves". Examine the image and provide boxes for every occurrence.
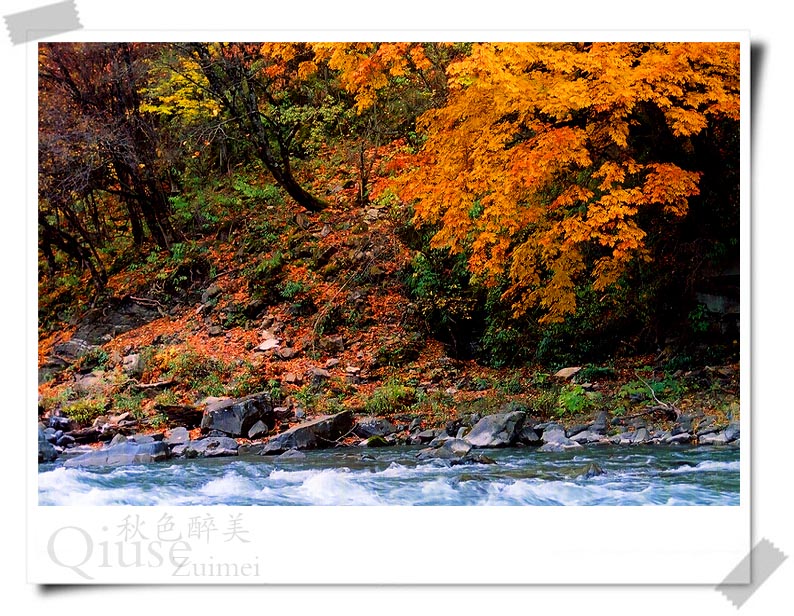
[641,163,702,215]
[397,41,739,324]
[311,42,431,113]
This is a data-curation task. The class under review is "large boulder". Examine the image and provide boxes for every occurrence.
[64,441,169,467]
[590,411,610,435]
[538,426,582,451]
[200,392,274,437]
[353,416,397,438]
[38,427,59,463]
[179,436,239,458]
[698,431,729,445]
[260,411,354,455]
[166,426,190,445]
[569,430,606,444]
[464,411,526,448]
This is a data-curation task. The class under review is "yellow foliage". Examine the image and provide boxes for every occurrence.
[398,42,739,323]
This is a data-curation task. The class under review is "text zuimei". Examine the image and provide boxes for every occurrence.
[173,556,260,577]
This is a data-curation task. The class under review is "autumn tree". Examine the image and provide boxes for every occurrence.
[398,42,740,335]
[39,42,176,289]
[183,43,333,212]
[310,42,463,205]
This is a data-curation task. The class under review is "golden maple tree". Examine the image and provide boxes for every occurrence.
[398,42,740,323]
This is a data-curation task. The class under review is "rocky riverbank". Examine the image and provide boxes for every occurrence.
[39,389,740,468]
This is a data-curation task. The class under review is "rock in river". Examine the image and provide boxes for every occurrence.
[180,436,239,458]
[464,411,526,448]
[416,438,472,461]
[200,391,275,437]
[353,416,397,438]
[64,441,170,467]
[260,411,354,455]
[38,427,58,463]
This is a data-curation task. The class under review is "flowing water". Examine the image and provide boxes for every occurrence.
[38,444,739,506]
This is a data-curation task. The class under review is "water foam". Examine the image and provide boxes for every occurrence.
[663,460,740,474]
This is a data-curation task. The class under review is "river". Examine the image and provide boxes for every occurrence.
[38,444,739,506]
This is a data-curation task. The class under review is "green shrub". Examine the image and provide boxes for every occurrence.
[63,396,108,426]
[74,347,109,372]
[111,391,146,419]
[162,349,233,397]
[365,378,416,416]
[555,385,601,417]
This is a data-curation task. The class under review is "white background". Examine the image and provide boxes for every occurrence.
[1,0,791,613]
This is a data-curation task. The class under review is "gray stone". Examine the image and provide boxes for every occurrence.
[698,431,729,445]
[260,411,355,455]
[408,418,423,432]
[43,427,58,443]
[672,415,693,435]
[247,420,269,440]
[631,428,650,444]
[277,448,307,459]
[541,427,572,445]
[428,432,453,447]
[653,430,672,443]
[665,432,692,445]
[569,430,605,444]
[48,415,72,432]
[566,424,590,438]
[38,427,59,463]
[64,441,169,467]
[201,283,222,304]
[455,427,469,439]
[610,432,634,445]
[627,417,647,430]
[553,366,582,379]
[458,453,497,465]
[238,443,265,455]
[695,415,716,435]
[52,338,98,360]
[275,405,294,419]
[201,391,274,437]
[517,425,541,444]
[183,436,239,458]
[166,426,189,445]
[256,338,280,352]
[417,438,472,461]
[724,422,740,442]
[108,433,128,447]
[411,429,439,444]
[58,445,95,458]
[353,416,397,438]
[590,411,610,435]
[464,411,526,448]
[122,353,142,377]
[577,463,605,479]
[131,435,155,444]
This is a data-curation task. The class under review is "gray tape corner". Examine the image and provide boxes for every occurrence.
[716,538,788,609]
[4,0,82,45]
